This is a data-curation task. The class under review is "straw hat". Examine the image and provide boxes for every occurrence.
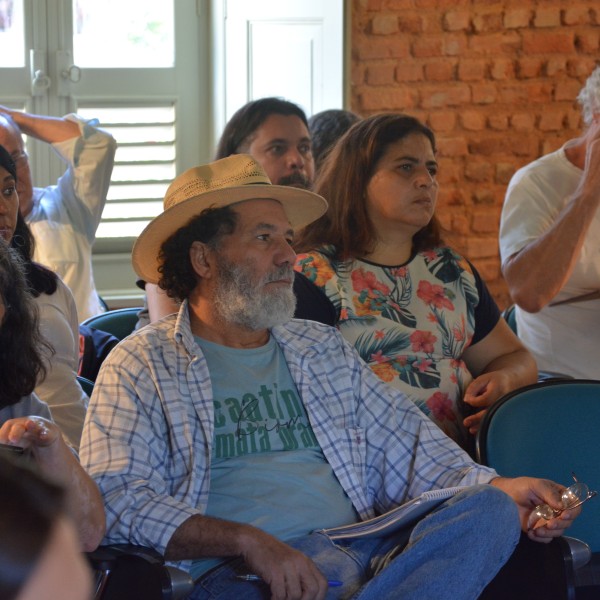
[132,154,327,284]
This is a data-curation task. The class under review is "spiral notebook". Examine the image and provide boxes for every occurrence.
[322,486,466,540]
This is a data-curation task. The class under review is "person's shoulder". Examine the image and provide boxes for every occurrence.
[508,148,563,187]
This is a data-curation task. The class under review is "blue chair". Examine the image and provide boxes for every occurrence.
[81,307,141,341]
[77,375,95,398]
[477,379,600,598]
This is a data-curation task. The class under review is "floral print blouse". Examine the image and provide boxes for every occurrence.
[295,245,499,449]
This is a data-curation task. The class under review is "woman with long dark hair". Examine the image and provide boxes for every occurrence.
[295,113,537,451]
[0,144,87,449]
[0,239,105,551]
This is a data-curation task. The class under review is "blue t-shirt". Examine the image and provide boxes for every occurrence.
[190,334,358,580]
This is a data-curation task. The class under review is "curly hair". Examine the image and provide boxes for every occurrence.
[295,113,442,260]
[215,97,309,160]
[158,205,238,301]
[0,240,50,407]
[577,64,600,126]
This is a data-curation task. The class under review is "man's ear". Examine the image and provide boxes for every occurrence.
[189,241,213,278]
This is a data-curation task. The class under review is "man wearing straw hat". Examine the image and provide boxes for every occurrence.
[81,154,579,600]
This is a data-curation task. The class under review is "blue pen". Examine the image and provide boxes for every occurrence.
[236,574,343,587]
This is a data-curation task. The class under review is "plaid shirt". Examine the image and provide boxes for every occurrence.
[80,301,497,569]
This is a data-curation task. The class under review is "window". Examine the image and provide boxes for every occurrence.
[0,0,343,303]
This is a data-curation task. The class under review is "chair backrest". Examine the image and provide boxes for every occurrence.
[502,304,517,335]
[476,379,600,552]
[81,307,141,341]
[77,375,95,398]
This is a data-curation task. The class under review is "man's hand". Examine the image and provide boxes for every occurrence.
[490,476,581,543]
[240,528,328,600]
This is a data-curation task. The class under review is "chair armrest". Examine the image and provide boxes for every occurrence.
[87,544,193,600]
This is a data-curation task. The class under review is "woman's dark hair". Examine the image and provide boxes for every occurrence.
[0,240,49,407]
[308,109,361,173]
[0,144,57,297]
[215,97,309,159]
[295,113,442,260]
[158,205,238,301]
[0,455,65,600]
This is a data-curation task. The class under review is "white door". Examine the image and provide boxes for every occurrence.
[213,0,345,142]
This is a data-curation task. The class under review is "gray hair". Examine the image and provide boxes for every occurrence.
[577,65,600,125]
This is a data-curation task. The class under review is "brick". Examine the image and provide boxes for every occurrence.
[566,109,583,130]
[555,80,582,102]
[538,110,566,132]
[465,160,493,182]
[563,7,592,26]
[436,158,459,184]
[421,85,471,108]
[474,258,502,284]
[351,64,365,86]
[452,214,471,236]
[412,36,444,58]
[533,7,561,28]
[464,236,497,258]
[471,189,496,206]
[567,58,597,78]
[398,14,425,33]
[471,209,500,233]
[460,110,486,131]
[517,58,543,79]
[546,57,567,77]
[366,63,396,85]
[488,114,509,131]
[470,136,511,156]
[458,59,487,81]
[436,136,469,157]
[472,11,503,33]
[491,58,515,80]
[372,14,399,35]
[503,9,531,29]
[509,136,540,157]
[576,32,600,54]
[471,83,498,104]
[359,87,416,111]
[443,10,470,31]
[444,34,468,56]
[495,162,517,185]
[396,62,424,82]
[424,60,455,81]
[510,113,535,132]
[522,31,575,54]
[354,36,410,59]
[469,31,521,55]
[428,110,457,132]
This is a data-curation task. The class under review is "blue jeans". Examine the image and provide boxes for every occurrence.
[189,485,520,600]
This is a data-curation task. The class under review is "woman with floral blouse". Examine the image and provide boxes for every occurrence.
[294,113,537,452]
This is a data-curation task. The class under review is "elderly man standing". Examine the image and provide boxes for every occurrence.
[82,155,578,600]
[0,107,116,321]
[500,66,600,379]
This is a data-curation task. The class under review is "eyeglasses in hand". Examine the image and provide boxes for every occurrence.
[527,472,597,530]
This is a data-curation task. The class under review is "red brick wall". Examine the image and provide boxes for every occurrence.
[350,0,599,308]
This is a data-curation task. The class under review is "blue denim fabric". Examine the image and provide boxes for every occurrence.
[189,485,520,600]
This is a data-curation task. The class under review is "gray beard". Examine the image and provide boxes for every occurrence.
[213,257,296,331]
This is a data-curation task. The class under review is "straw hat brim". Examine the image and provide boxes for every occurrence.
[132,183,327,284]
